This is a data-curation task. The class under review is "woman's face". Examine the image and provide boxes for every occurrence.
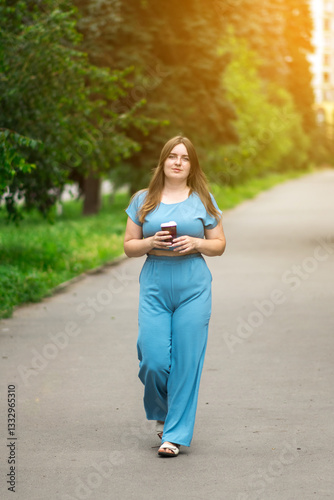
[163,143,191,183]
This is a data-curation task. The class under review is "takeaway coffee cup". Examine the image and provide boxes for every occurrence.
[161,221,177,239]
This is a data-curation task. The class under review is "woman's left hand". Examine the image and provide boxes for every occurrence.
[171,236,199,253]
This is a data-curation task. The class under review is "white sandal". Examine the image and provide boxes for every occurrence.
[156,421,164,440]
[158,442,180,457]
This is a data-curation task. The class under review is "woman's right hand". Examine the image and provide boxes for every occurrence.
[149,231,173,249]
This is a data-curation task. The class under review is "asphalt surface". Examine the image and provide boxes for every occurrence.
[1,169,334,500]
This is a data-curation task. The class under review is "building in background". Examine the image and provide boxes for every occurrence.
[308,0,334,138]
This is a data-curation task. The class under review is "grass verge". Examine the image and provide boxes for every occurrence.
[0,192,129,318]
[210,169,311,210]
[0,168,312,318]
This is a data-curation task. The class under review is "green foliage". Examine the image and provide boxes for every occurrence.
[0,129,38,194]
[73,0,238,192]
[282,0,315,131]
[206,33,310,185]
[73,0,316,192]
[0,0,155,221]
[222,0,315,132]
[0,0,318,224]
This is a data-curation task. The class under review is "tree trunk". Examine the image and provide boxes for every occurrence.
[82,173,101,215]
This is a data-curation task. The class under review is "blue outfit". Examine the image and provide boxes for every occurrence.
[126,190,222,447]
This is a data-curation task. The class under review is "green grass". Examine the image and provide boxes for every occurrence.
[0,192,129,318]
[0,168,312,318]
[211,169,312,210]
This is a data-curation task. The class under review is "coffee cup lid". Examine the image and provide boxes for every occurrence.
[161,221,177,227]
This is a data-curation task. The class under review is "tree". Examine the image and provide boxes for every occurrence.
[0,0,153,220]
[208,31,310,185]
[282,0,315,131]
[73,0,238,191]
[222,0,315,132]
[0,130,39,210]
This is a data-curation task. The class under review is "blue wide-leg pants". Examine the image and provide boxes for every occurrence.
[137,253,212,447]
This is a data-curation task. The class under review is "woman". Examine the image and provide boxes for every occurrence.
[124,136,226,457]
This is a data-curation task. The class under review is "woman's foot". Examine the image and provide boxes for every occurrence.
[158,442,180,457]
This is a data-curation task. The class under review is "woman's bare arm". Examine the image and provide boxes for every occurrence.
[123,218,173,257]
[171,222,226,256]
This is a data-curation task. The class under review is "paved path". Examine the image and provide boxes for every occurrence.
[1,170,334,500]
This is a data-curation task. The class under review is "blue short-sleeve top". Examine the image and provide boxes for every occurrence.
[125,190,222,239]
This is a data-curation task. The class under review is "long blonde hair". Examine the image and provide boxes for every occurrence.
[138,136,221,223]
